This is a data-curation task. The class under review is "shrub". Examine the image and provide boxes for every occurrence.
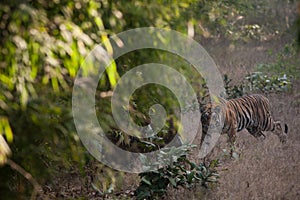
[135,145,219,200]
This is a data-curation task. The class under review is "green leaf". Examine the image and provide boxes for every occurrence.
[168,177,177,187]
[141,177,152,186]
[187,171,195,183]
[0,117,13,143]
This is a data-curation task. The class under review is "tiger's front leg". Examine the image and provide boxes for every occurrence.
[273,121,288,143]
[246,127,266,140]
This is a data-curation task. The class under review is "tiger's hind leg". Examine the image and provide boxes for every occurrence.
[228,134,236,157]
[272,121,288,143]
[227,125,238,157]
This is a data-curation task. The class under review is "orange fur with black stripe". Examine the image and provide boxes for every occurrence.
[201,94,288,148]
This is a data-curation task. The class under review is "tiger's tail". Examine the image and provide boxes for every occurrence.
[284,124,288,134]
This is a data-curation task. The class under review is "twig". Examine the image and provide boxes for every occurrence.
[6,158,47,200]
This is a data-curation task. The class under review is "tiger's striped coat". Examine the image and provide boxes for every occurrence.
[201,94,288,149]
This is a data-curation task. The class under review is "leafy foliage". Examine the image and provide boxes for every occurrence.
[223,74,244,99]
[196,0,254,39]
[0,0,203,198]
[223,72,292,99]
[245,72,292,93]
[0,118,12,165]
[135,145,219,200]
[259,42,300,79]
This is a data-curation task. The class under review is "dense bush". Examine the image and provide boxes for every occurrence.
[135,145,219,200]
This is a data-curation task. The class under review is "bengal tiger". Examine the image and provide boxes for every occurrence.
[200,94,288,153]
